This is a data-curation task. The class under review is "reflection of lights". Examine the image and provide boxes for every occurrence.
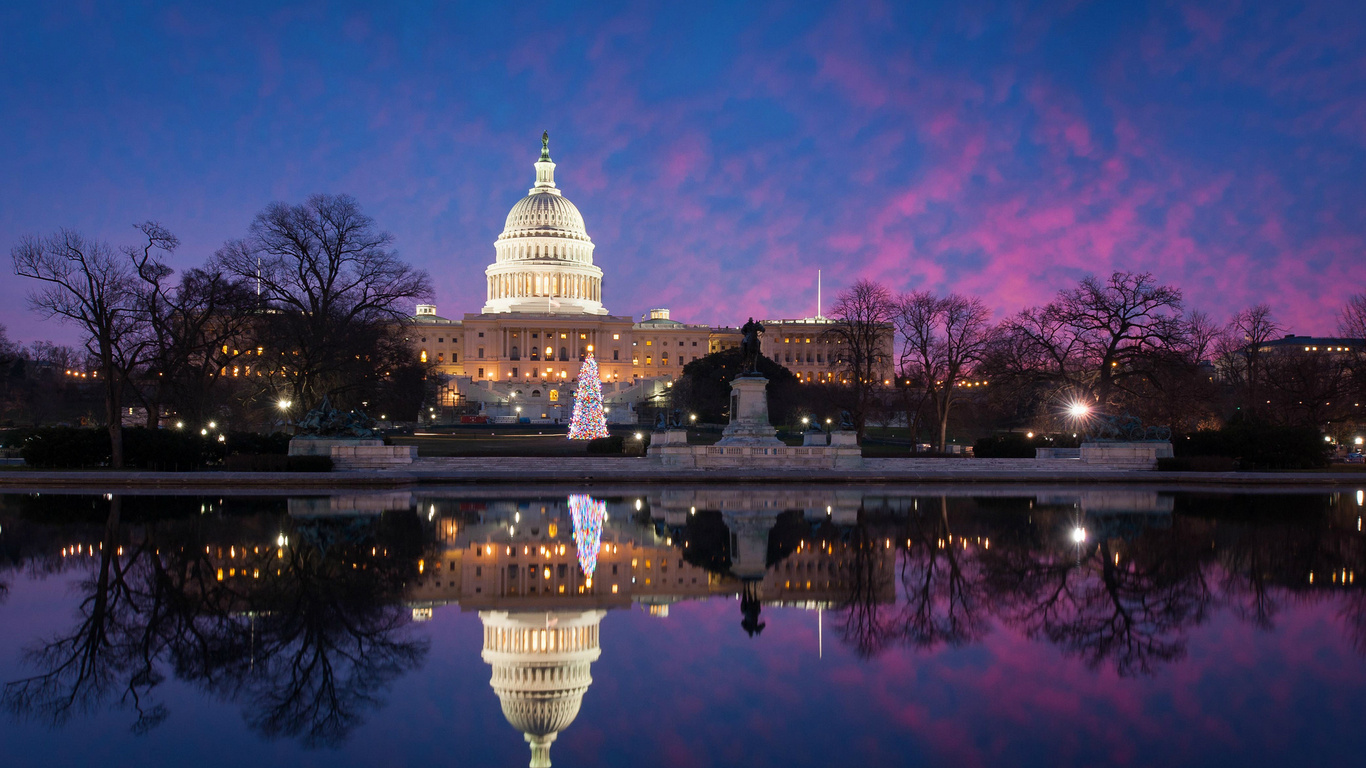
[635,499,643,511]
[276,534,286,547]
[1358,490,1364,506]
[1068,402,1090,418]
[1071,526,1087,543]
[277,400,291,411]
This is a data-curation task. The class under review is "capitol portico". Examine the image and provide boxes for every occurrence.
[407,134,892,422]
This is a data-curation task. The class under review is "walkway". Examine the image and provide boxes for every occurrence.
[0,457,1363,488]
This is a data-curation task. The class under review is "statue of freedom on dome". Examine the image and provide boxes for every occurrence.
[739,317,765,375]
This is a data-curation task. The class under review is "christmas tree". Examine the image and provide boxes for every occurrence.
[568,493,606,578]
[567,350,609,440]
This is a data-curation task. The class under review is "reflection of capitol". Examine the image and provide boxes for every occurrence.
[403,489,897,766]
[480,609,604,768]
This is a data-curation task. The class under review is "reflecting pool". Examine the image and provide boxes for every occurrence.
[2,486,1365,767]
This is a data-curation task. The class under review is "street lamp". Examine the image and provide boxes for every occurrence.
[277,400,292,411]
[1068,402,1090,419]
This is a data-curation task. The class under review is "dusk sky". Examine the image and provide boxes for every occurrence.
[3,0,1365,346]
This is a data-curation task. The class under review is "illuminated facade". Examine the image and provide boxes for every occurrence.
[408,135,892,419]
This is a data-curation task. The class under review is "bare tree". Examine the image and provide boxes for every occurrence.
[896,292,995,451]
[214,194,432,409]
[1218,304,1283,416]
[1337,294,1366,407]
[132,259,257,428]
[825,279,895,436]
[11,227,174,467]
[997,272,1186,415]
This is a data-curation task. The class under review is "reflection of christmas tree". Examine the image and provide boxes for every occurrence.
[567,350,609,440]
[568,494,606,578]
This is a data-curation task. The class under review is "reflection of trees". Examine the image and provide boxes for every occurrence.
[897,498,987,650]
[984,520,1213,677]
[837,497,986,658]
[3,501,428,747]
[835,498,1224,676]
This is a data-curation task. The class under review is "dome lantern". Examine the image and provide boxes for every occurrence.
[482,134,608,315]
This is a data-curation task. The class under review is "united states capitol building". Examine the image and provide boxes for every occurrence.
[406,135,870,422]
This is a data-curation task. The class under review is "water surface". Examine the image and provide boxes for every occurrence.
[1,486,1364,767]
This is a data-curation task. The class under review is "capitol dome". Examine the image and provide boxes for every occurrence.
[481,610,605,768]
[502,192,588,240]
[482,134,607,315]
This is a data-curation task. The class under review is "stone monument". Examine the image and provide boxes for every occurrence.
[286,396,416,470]
[647,317,862,469]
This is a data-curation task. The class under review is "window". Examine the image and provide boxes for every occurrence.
[692,341,697,346]
[421,337,426,342]
[475,566,482,577]
[532,333,539,338]
[510,346,520,360]
[437,352,444,362]
[549,390,559,402]
[420,350,428,363]
[646,356,652,365]
[478,332,484,337]
[437,337,443,343]
[613,334,620,340]
[613,350,619,360]
[560,346,568,361]
[478,367,484,378]
[452,353,458,362]
[512,367,519,377]
[678,341,683,346]
[478,347,484,357]
[530,348,539,360]
[646,340,653,346]
[580,333,588,339]
[662,353,669,364]
[532,389,541,397]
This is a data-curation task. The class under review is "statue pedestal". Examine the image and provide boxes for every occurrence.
[287,437,383,456]
[716,375,782,446]
[1080,441,1173,469]
[647,375,863,469]
[286,437,415,469]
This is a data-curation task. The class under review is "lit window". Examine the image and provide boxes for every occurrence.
[613,334,620,340]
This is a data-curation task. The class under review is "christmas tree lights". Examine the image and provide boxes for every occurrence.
[568,494,606,578]
[567,350,609,440]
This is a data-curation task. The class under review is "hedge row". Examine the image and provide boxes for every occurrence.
[1174,422,1330,470]
[222,454,333,472]
[17,427,296,470]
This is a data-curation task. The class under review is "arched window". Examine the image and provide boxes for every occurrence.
[531,347,540,360]
[510,346,520,360]
[560,347,568,361]
[532,390,541,398]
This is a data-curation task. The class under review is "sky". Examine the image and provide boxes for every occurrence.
[2,0,1365,346]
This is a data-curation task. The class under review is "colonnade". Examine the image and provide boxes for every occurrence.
[488,272,600,302]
